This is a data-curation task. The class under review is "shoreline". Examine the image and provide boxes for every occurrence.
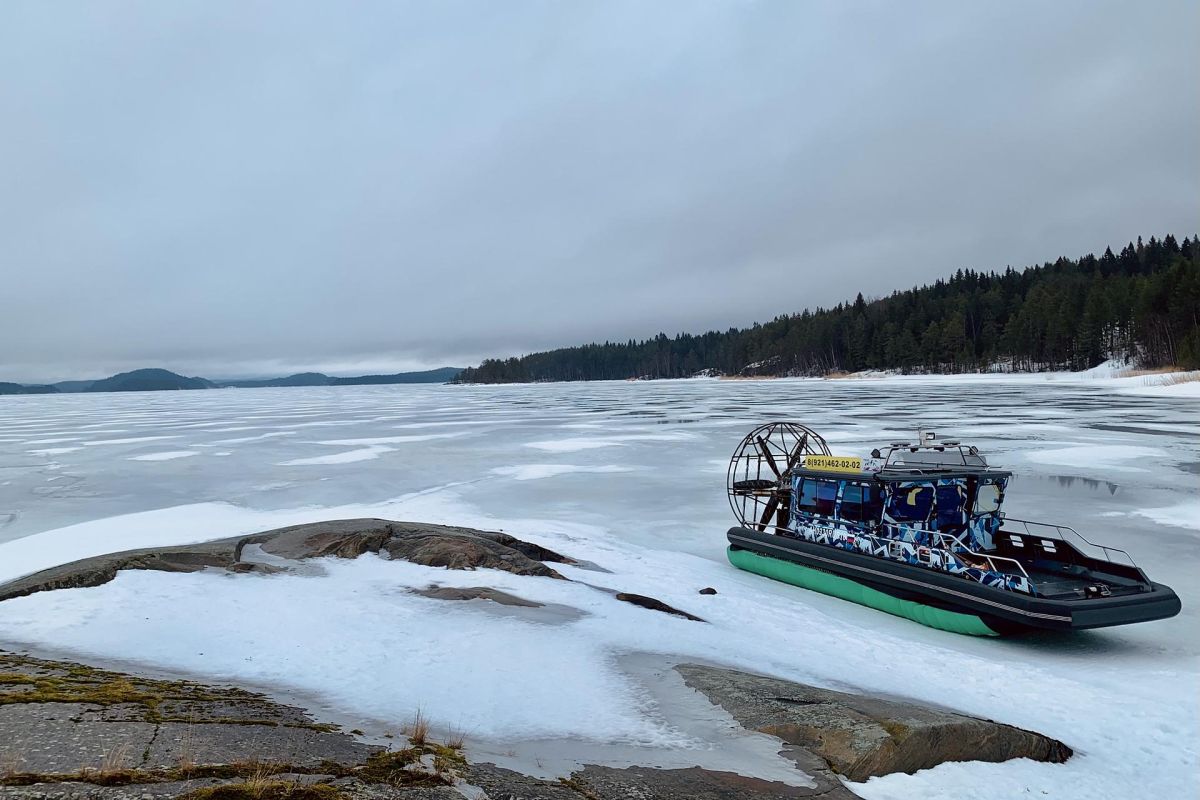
[0,520,1075,799]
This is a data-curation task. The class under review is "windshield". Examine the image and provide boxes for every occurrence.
[974,482,1001,514]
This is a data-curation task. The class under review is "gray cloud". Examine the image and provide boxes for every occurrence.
[2,0,1197,382]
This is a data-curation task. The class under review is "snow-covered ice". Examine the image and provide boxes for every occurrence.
[277,446,395,466]
[1128,500,1200,531]
[129,450,198,462]
[0,376,1196,798]
[27,446,83,456]
[1026,444,1168,472]
[492,464,636,481]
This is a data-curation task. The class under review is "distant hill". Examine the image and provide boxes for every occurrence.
[0,382,58,395]
[51,380,96,393]
[86,368,214,393]
[220,368,462,387]
[2,366,465,395]
[331,368,463,385]
[220,372,333,388]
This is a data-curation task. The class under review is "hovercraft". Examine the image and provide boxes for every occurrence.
[725,423,1181,636]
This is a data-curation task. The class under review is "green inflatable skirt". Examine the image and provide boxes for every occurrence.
[727,546,1000,636]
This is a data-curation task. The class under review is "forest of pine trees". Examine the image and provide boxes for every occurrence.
[455,235,1200,383]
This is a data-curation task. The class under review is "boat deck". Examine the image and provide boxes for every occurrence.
[1016,564,1145,599]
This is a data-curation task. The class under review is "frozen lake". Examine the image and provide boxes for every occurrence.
[0,378,1196,798]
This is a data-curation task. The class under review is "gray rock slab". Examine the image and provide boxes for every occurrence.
[571,764,860,799]
[0,704,155,774]
[461,764,581,799]
[409,586,544,607]
[0,777,462,800]
[143,722,374,770]
[0,541,244,602]
[675,663,1071,781]
[0,777,223,800]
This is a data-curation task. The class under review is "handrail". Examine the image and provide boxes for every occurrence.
[881,443,985,470]
[932,531,1030,579]
[1003,516,1137,567]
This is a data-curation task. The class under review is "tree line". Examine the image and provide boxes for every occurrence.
[455,235,1200,383]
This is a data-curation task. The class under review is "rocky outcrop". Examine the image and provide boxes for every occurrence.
[252,519,572,579]
[0,652,860,800]
[0,520,573,604]
[409,586,543,607]
[0,523,1075,799]
[0,651,374,777]
[0,541,260,602]
[0,520,715,625]
[381,532,562,579]
[614,593,705,622]
[676,663,1071,782]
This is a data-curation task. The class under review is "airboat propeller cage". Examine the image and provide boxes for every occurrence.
[727,422,830,533]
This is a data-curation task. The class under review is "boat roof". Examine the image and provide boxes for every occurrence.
[795,431,1011,482]
[795,465,1011,482]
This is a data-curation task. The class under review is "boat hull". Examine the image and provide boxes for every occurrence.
[727,527,1181,634]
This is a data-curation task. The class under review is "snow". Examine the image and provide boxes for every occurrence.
[277,446,394,465]
[211,431,297,444]
[0,378,1196,798]
[28,446,83,456]
[1129,501,1200,531]
[129,450,198,462]
[491,464,636,481]
[832,361,1200,398]
[1025,445,1168,472]
[313,433,470,446]
[82,435,181,446]
[525,432,696,452]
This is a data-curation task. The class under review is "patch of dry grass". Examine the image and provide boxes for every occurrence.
[405,709,430,747]
[0,752,23,782]
[444,726,466,750]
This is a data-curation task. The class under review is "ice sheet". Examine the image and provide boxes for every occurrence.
[1129,501,1200,531]
[1025,445,1168,472]
[491,464,636,481]
[0,377,1196,798]
[129,451,198,462]
[277,446,394,465]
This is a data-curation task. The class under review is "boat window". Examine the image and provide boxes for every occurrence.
[796,478,838,516]
[839,482,883,522]
[974,482,1001,514]
[890,484,934,522]
[935,483,967,529]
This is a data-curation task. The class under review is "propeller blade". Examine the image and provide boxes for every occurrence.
[756,436,782,479]
[785,433,809,472]
[757,495,780,531]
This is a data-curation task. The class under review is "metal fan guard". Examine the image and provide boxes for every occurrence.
[727,422,830,530]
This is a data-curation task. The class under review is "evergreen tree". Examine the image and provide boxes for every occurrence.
[455,235,1200,382]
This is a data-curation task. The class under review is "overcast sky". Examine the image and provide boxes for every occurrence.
[2,1,1197,381]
